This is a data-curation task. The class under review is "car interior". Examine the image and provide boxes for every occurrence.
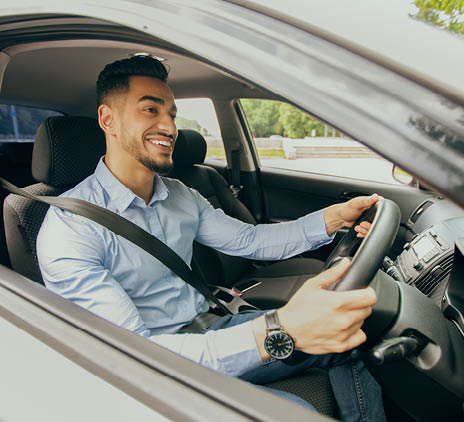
[1,13,463,422]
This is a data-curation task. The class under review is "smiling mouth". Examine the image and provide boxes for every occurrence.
[145,136,174,151]
[148,139,171,147]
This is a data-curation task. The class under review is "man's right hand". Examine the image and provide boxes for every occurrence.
[252,258,377,360]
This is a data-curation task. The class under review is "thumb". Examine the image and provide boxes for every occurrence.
[365,193,380,208]
[311,257,351,289]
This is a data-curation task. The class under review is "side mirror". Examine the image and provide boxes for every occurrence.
[392,165,417,186]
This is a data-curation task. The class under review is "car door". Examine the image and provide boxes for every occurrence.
[226,99,434,260]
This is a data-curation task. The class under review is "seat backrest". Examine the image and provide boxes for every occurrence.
[3,116,105,283]
[0,141,35,268]
[170,130,256,286]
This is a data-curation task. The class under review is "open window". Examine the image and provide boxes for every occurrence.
[175,98,225,161]
[240,99,402,185]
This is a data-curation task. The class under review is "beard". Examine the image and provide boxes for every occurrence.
[121,128,174,174]
[135,153,173,174]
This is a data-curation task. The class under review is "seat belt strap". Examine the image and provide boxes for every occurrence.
[229,148,242,198]
[0,177,234,315]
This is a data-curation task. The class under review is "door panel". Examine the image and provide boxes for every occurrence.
[259,167,434,259]
[260,167,431,222]
[199,161,434,260]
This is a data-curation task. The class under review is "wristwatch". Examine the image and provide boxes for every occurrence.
[264,310,295,360]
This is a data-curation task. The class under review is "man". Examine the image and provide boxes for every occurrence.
[37,56,385,421]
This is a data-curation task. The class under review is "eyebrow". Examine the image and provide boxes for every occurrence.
[138,95,177,112]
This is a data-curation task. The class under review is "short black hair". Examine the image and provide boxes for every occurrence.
[96,56,169,106]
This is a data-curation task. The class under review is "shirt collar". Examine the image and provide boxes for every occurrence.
[94,158,169,213]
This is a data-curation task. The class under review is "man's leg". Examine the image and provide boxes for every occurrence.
[328,350,385,422]
[206,312,385,421]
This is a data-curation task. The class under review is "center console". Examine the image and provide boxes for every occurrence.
[383,217,464,308]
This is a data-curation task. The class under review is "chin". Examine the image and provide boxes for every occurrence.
[139,156,173,175]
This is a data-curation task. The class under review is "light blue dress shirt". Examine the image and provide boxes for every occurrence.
[37,159,334,377]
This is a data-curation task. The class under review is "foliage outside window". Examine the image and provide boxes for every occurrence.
[241,99,341,139]
[240,99,402,185]
[411,0,464,35]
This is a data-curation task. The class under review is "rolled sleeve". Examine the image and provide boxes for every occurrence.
[149,321,261,377]
[193,187,335,259]
[299,209,335,250]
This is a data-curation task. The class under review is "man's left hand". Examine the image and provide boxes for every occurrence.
[324,194,380,236]
[341,194,380,237]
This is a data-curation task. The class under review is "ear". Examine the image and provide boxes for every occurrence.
[98,104,117,136]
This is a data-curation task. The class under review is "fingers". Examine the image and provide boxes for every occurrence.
[302,324,368,355]
[345,305,373,325]
[335,287,377,309]
[367,193,380,206]
[330,308,372,334]
[350,193,378,209]
[354,221,371,237]
[365,193,381,208]
[332,321,369,353]
[344,329,368,351]
[341,193,382,229]
[310,257,351,289]
[354,193,380,212]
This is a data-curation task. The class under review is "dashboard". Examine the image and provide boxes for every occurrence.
[383,196,464,334]
[368,196,464,421]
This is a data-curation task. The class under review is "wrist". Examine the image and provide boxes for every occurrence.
[323,204,344,235]
[276,308,297,347]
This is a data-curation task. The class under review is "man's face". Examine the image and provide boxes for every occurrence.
[115,75,178,173]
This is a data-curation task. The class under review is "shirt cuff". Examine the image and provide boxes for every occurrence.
[300,209,335,250]
[213,320,262,377]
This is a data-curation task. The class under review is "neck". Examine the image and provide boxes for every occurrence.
[104,152,155,205]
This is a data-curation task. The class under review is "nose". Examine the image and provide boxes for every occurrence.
[156,111,177,138]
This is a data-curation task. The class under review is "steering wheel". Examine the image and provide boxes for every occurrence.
[322,198,401,291]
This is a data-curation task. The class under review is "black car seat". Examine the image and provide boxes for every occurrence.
[169,130,324,308]
[3,117,336,417]
[0,141,35,268]
[3,116,106,283]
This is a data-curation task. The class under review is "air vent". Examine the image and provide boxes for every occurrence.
[415,254,454,296]
[410,200,433,223]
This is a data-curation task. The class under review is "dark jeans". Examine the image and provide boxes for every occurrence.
[206,311,386,422]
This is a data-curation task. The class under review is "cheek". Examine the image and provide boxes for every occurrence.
[121,119,144,141]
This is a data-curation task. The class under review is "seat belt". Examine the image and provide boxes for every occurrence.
[0,177,257,315]
[229,148,242,198]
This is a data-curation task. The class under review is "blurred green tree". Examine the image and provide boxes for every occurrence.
[278,103,328,138]
[176,115,202,132]
[241,99,280,137]
[412,0,464,34]
[241,99,340,139]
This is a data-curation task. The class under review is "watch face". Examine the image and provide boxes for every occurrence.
[264,331,294,360]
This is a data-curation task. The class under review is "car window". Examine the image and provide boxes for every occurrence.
[0,104,61,143]
[175,98,225,161]
[240,99,402,185]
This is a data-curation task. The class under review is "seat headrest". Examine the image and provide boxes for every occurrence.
[172,130,207,167]
[32,116,106,187]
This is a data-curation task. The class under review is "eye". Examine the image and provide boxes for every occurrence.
[170,114,177,121]
[144,107,157,114]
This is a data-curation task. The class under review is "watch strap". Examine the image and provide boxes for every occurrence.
[265,310,281,332]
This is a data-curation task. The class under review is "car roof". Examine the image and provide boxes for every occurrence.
[2,1,463,112]
[233,0,464,103]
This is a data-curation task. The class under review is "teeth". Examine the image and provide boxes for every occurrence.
[148,139,171,147]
